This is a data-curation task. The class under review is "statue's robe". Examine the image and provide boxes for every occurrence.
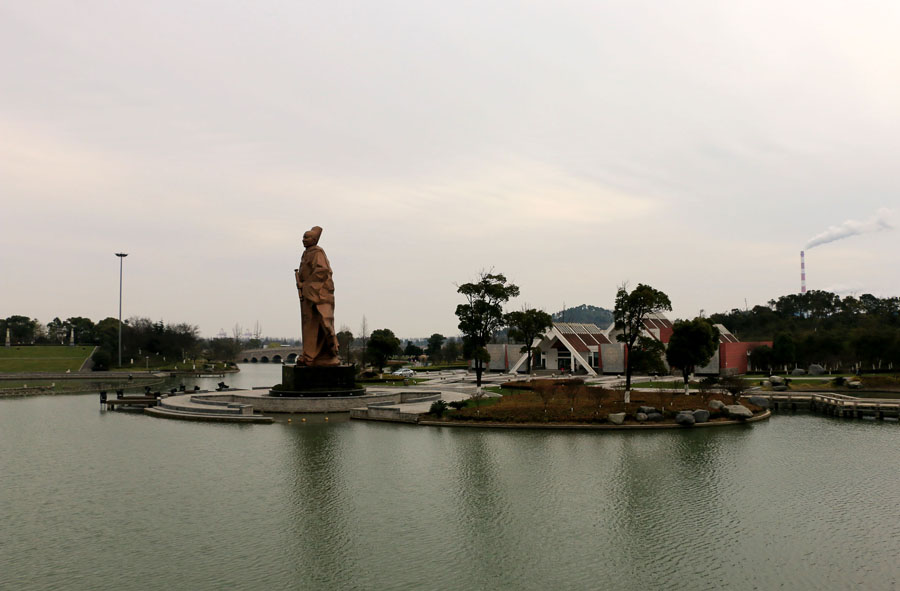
[297,245,339,365]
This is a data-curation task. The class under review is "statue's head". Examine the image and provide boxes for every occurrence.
[302,226,323,248]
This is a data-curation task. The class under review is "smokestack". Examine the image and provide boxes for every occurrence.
[800,250,806,294]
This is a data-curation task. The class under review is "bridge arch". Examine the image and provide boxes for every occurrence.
[286,353,297,363]
[251,357,258,363]
[273,355,282,363]
[260,356,269,363]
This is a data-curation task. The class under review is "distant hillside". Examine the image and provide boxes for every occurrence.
[552,304,614,327]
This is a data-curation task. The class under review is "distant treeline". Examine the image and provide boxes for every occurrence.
[709,291,900,371]
[0,315,242,367]
[552,304,614,327]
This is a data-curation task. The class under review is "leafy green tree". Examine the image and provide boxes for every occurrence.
[425,333,446,362]
[46,317,67,344]
[337,329,354,364]
[441,338,461,363]
[94,317,121,354]
[506,308,552,374]
[613,283,672,395]
[4,316,38,344]
[404,341,423,357]
[852,329,895,370]
[455,271,520,386]
[205,337,242,361]
[366,328,401,371]
[665,318,720,394]
[749,345,774,374]
[91,349,112,371]
[772,333,796,371]
[65,317,96,344]
[629,336,668,376]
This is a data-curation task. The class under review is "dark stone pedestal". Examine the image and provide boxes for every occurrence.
[270,364,365,397]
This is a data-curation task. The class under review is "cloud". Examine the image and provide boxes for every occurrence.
[805,208,894,249]
[256,158,660,241]
[0,119,130,198]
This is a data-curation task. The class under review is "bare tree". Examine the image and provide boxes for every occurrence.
[535,381,555,414]
[232,323,243,342]
[360,315,369,363]
[586,386,609,412]
[337,325,354,364]
[565,383,586,414]
[469,387,486,414]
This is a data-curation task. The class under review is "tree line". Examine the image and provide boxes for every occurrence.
[709,290,900,372]
[333,328,466,371]
[0,314,243,368]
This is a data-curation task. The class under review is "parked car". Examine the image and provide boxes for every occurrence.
[391,368,415,378]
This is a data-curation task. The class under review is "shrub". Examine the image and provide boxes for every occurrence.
[832,376,846,387]
[91,349,112,371]
[448,400,467,410]
[429,400,449,417]
[719,375,747,404]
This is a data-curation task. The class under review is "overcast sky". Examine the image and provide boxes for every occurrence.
[2,0,898,340]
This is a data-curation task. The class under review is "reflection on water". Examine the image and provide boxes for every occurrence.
[0,394,899,591]
[283,423,365,589]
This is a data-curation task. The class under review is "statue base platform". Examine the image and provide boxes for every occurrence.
[270,364,365,397]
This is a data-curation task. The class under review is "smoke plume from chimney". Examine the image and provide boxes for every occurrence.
[805,208,894,250]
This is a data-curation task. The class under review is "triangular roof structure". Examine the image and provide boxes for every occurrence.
[509,322,612,375]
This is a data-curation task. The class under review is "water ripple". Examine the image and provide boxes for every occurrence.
[2,400,900,590]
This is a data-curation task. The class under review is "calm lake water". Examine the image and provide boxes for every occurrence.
[2,365,899,590]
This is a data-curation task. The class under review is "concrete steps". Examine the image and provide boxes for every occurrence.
[147,393,273,424]
[145,406,273,423]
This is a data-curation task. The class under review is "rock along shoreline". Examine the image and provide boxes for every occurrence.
[417,409,772,430]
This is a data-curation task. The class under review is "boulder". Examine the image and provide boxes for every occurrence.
[748,396,770,408]
[808,364,825,375]
[638,406,657,414]
[708,399,725,411]
[646,412,664,422]
[791,368,806,375]
[724,404,753,420]
[772,384,788,392]
[608,412,626,425]
[761,380,772,387]
[847,380,862,389]
[692,409,710,423]
[769,375,784,385]
[675,412,695,426]
[635,412,648,423]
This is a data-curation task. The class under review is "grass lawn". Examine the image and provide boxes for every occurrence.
[0,346,95,373]
[484,386,528,396]
[755,374,900,393]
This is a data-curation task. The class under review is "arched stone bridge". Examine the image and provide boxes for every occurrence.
[238,347,301,364]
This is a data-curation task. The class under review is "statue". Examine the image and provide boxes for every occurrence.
[295,226,340,366]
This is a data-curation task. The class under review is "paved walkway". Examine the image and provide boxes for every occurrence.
[356,371,518,414]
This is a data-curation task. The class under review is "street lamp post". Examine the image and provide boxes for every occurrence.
[115,253,128,367]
